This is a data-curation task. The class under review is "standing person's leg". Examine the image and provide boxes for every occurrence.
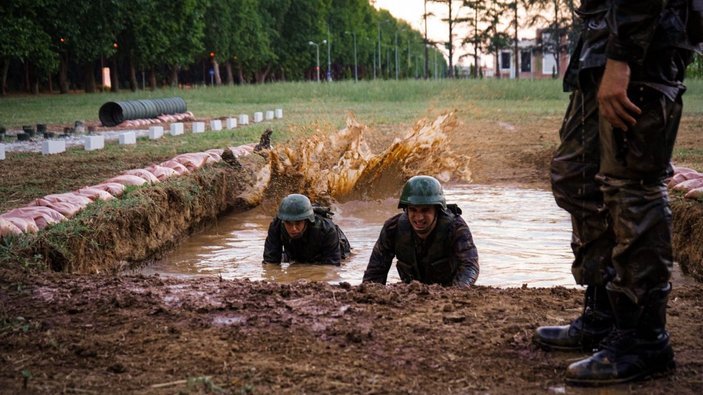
[535,88,614,351]
[565,83,681,385]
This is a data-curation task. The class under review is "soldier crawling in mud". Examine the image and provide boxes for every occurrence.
[263,194,351,266]
[362,175,479,287]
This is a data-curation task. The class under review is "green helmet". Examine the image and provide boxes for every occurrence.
[398,175,447,209]
[278,194,315,222]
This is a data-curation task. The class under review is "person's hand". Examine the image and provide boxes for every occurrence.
[597,59,641,131]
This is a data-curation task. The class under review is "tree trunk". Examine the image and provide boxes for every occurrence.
[1,59,9,96]
[169,64,179,87]
[59,55,69,93]
[237,65,245,84]
[513,3,519,80]
[110,57,120,92]
[128,55,138,91]
[225,61,234,85]
[495,53,500,79]
[84,62,97,93]
[256,65,271,84]
[447,0,454,78]
[148,69,157,90]
[212,59,222,85]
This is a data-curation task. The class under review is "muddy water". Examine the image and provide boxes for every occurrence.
[143,185,579,288]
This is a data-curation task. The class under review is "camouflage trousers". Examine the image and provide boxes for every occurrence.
[551,84,682,302]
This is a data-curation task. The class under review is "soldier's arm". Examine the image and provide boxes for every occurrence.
[451,216,480,287]
[262,219,283,264]
[362,216,399,285]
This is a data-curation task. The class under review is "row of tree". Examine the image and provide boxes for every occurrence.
[2,0,453,94]
[10,0,696,95]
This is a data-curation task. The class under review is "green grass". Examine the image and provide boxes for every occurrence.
[2,78,700,131]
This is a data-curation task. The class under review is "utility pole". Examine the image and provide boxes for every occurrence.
[423,0,429,79]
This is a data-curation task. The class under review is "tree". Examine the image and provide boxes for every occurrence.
[528,0,577,77]
[0,0,58,94]
[428,0,465,78]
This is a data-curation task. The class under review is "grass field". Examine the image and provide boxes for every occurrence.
[3,79,701,132]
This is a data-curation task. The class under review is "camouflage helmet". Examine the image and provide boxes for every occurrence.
[398,175,447,209]
[278,194,315,222]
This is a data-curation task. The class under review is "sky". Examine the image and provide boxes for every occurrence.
[373,0,540,68]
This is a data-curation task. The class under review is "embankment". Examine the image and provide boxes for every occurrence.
[1,155,266,273]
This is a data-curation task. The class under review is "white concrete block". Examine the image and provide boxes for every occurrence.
[0,144,5,160]
[238,114,249,125]
[149,126,164,140]
[210,119,223,131]
[253,112,263,123]
[170,123,184,136]
[226,118,237,129]
[84,135,105,151]
[192,122,206,134]
[119,132,136,145]
[42,140,66,155]
[275,108,283,119]
[265,111,274,121]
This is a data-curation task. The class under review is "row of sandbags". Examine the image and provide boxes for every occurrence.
[121,112,194,128]
[0,144,256,237]
[669,165,703,200]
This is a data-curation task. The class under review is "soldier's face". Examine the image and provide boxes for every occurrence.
[283,220,307,239]
[407,205,437,238]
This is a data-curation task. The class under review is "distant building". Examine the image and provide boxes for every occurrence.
[494,28,570,80]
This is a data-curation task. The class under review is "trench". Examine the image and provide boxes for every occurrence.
[142,184,576,287]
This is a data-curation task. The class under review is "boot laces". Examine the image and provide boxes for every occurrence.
[600,328,635,352]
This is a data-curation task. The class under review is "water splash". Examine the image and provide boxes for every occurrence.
[260,112,471,204]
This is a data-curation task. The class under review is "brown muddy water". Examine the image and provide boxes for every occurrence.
[141,184,580,288]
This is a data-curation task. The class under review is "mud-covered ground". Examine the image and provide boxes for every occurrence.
[2,114,703,394]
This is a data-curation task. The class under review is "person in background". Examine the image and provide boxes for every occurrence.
[263,194,350,266]
[362,175,479,287]
[534,0,700,386]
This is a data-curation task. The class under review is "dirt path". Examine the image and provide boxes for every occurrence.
[1,114,702,394]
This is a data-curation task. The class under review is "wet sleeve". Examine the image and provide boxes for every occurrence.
[605,0,666,64]
[452,216,480,287]
[317,220,342,266]
[362,217,398,285]
[263,219,283,264]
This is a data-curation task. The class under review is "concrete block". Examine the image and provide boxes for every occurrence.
[149,126,164,140]
[84,135,105,151]
[0,144,5,160]
[192,122,206,134]
[238,114,249,125]
[275,108,283,119]
[42,140,66,155]
[226,118,237,129]
[170,123,184,136]
[210,119,223,131]
[119,132,136,145]
[253,112,263,123]
[265,110,274,120]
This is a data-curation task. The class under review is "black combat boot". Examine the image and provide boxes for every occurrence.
[534,285,613,351]
[565,284,675,386]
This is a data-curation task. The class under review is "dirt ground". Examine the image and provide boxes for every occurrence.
[2,113,703,394]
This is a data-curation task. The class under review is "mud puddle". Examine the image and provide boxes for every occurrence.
[141,184,578,287]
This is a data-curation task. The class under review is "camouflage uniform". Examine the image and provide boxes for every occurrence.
[362,208,479,287]
[263,214,350,266]
[552,0,693,301]
[543,0,699,385]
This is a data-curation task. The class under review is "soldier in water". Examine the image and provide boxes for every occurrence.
[362,175,479,287]
[263,194,351,266]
